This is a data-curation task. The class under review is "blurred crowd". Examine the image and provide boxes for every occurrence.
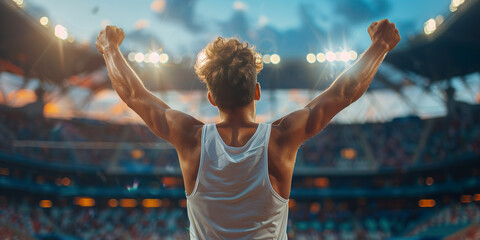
[1,107,479,170]
[407,202,480,236]
[1,198,478,240]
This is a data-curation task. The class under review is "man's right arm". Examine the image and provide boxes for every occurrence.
[272,19,400,150]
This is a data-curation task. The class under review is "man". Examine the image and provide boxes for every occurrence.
[96,19,400,239]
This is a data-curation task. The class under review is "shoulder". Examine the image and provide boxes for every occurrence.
[174,122,204,154]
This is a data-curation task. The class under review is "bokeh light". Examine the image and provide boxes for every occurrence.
[142,199,162,208]
[120,199,138,208]
[54,24,68,40]
[325,51,335,62]
[424,18,437,35]
[74,197,95,207]
[134,52,145,63]
[159,53,169,63]
[128,52,136,62]
[135,19,149,30]
[262,54,271,64]
[39,16,49,26]
[340,51,350,62]
[148,52,160,64]
[39,200,52,208]
[418,199,435,208]
[306,53,316,63]
[426,177,434,186]
[349,50,358,61]
[270,54,280,64]
[108,199,118,207]
[151,0,166,13]
[316,53,326,63]
[12,0,24,7]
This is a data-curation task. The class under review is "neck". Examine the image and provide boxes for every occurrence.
[218,101,256,126]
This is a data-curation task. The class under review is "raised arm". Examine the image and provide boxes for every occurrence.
[273,19,400,148]
[95,26,203,149]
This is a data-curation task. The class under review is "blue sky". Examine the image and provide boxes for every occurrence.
[24,0,451,59]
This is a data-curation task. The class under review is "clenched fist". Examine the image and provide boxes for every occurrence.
[96,25,125,54]
[368,19,401,52]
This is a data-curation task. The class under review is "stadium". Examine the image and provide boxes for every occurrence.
[0,0,479,239]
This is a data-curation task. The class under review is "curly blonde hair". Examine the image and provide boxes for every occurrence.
[195,37,263,109]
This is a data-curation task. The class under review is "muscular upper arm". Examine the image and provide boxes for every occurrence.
[273,87,350,148]
[125,90,203,149]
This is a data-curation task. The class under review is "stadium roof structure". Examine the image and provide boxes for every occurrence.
[0,0,103,86]
[385,0,480,85]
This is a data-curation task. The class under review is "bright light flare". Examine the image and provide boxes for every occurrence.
[13,0,24,7]
[349,50,358,61]
[128,52,136,62]
[316,53,326,62]
[325,51,335,62]
[451,0,465,11]
[159,53,169,63]
[262,54,271,64]
[148,52,160,64]
[424,18,437,35]
[54,24,68,40]
[340,51,350,62]
[196,50,207,67]
[306,53,316,63]
[134,53,145,63]
[270,54,280,64]
[39,16,49,26]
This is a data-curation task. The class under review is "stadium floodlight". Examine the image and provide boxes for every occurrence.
[306,53,316,63]
[340,51,350,62]
[159,53,169,64]
[450,0,465,12]
[149,52,161,64]
[40,16,49,26]
[270,54,281,64]
[262,54,271,64]
[54,24,68,40]
[349,50,358,61]
[325,51,335,62]
[128,52,136,62]
[134,53,145,63]
[424,18,437,35]
[12,0,24,7]
[316,53,326,63]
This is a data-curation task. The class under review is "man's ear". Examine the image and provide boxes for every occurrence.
[254,82,261,101]
[207,91,217,107]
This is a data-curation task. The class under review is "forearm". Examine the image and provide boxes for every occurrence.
[102,47,148,104]
[307,42,389,108]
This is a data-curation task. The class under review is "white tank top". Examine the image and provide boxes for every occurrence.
[186,123,289,239]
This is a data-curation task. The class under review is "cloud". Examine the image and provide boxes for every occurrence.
[333,0,391,23]
[154,0,203,33]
